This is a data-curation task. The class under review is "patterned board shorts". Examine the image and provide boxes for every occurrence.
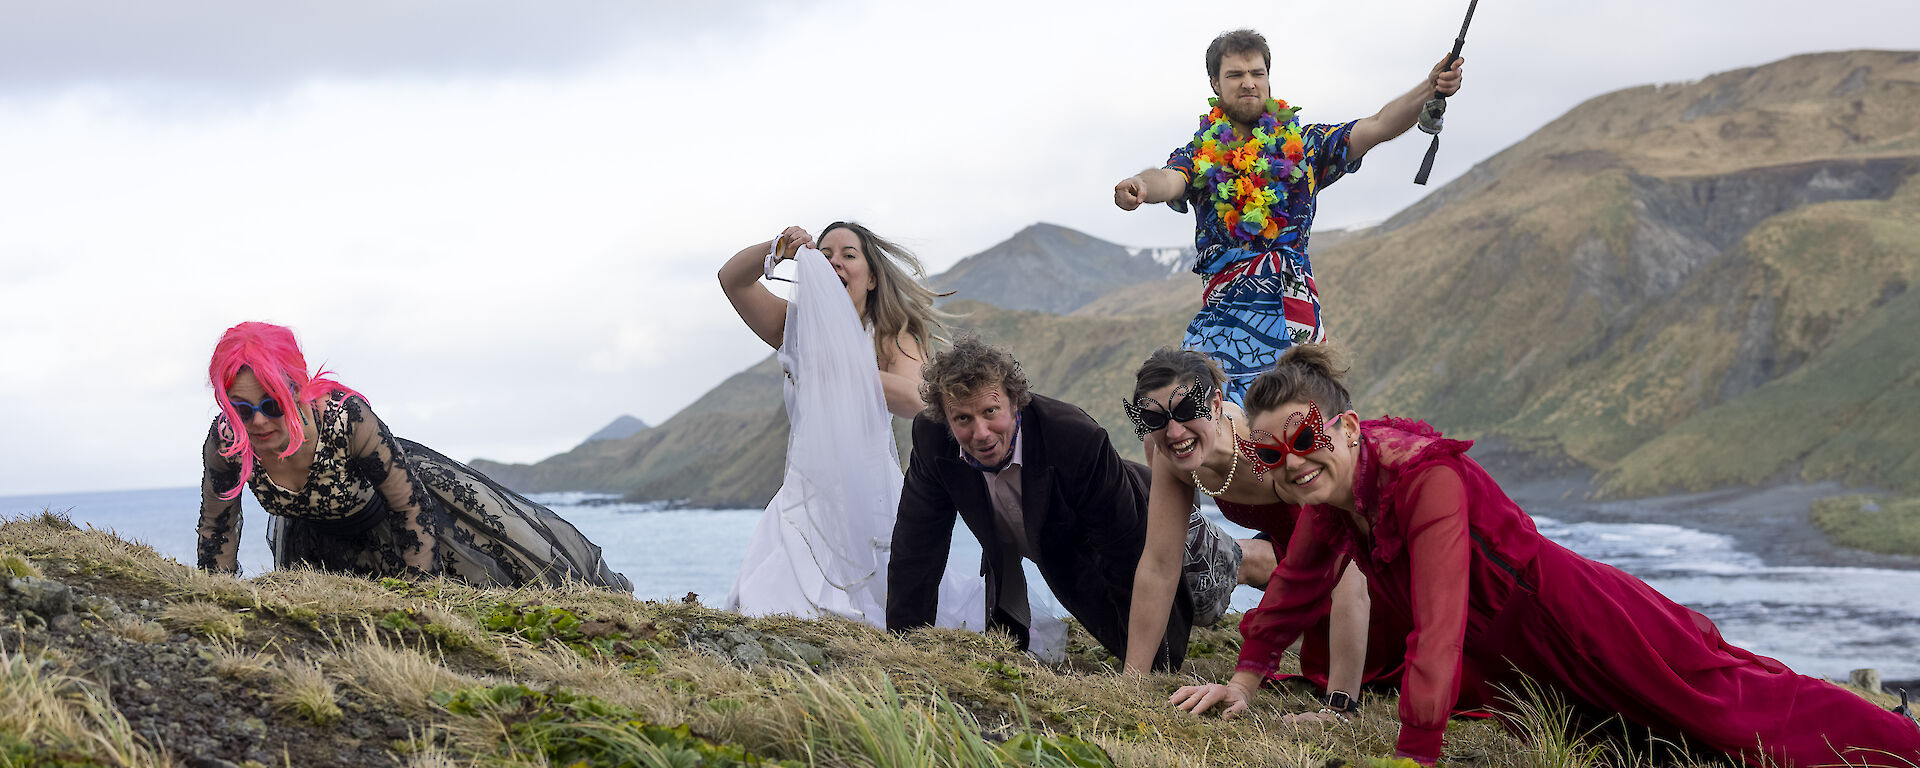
[1182,249,1327,406]
[1182,507,1242,628]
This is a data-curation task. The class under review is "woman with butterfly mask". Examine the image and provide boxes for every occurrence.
[1167,345,1920,767]
[1121,348,1407,722]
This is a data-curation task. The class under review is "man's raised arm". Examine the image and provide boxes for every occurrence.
[1348,53,1466,161]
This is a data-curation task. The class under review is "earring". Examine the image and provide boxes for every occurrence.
[1349,438,1359,447]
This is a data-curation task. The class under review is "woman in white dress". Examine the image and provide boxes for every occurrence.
[716,222,945,626]
[715,223,1066,652]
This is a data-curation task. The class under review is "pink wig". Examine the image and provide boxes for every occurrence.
[208,322,362,500]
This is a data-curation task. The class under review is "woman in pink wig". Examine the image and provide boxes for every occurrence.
[196,321,630,589]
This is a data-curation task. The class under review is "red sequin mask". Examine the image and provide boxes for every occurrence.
[1235,401,1338,481]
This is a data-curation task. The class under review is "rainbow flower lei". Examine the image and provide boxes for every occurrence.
[1188,96,1305,243]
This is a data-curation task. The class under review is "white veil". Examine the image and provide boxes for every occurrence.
[773,245,896,613]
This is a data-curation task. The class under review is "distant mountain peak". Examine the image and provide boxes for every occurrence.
[584,415,650,444]
[929,222,1192,314]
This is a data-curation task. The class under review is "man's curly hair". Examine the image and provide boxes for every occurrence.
[919,334,1032,423]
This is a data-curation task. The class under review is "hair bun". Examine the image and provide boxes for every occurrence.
[1244,343,1353,418]
[1275,344,1347,381]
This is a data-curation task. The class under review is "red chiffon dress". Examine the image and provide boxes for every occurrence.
[1215,497,1410,693]
[1235,418,1920,766]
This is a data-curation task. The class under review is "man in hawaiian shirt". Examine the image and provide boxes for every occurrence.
[1114,29,1464,404]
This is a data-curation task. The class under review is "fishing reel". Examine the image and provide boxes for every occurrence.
[1417,97,1447,135]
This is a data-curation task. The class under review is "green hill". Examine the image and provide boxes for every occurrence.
[481,50,1920,508]
[1310,50,1920,496]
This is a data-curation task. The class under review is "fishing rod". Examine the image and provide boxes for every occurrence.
[1414,0,1478,185]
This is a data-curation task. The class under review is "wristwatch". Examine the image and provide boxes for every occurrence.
[1322,690,1362,714]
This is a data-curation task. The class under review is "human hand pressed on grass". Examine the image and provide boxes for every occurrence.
[1280,709,1346,726]
[1169,672,1261,719]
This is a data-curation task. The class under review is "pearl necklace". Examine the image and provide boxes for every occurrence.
[1191,416,1238,498]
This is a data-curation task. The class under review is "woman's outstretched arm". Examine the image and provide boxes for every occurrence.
[1123,449,1196,673]
[196,420,244,574]
[718,225,813,350]
[1325,561,1372,698]
[1391,465,1475,765]
[1170,515,1344,719]
[343,396,440,575]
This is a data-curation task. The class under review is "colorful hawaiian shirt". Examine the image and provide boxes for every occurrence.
[1163,119,1362,404]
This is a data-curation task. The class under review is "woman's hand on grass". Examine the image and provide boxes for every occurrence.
[1168,680,1253,719]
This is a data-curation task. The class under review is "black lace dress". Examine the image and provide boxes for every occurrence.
[196,392,631,590]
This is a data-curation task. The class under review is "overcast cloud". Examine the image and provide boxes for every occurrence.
[3,0,1915,495]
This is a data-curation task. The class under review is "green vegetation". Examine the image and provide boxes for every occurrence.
[1812,494,1920,556]
[479,602,659,664]
[20,509,1887,767]
[433,683,801,767]
[0,553,39,579]
[1597,193,1920,497]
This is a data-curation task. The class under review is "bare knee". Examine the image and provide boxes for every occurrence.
[1237,537,1277,589]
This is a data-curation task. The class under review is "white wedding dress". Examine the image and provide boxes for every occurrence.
[724,247,1065,659]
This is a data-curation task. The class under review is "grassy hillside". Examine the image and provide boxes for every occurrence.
[487,51,1920,508]
[1308,50,1920,497]
[8,511,1903,767]
[1596,181,1920,495]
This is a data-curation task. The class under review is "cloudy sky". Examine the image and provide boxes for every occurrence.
[3,0,1915,496]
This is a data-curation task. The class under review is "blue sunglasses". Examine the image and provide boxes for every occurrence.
[228,397,285,421]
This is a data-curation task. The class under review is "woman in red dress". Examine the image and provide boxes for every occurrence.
[1169,344,1920,766]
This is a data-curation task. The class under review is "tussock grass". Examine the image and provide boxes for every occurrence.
[273,657,343,726]
[771,668,1107,768]
[208,638,279,682]
[329,626,488,712]
[109,615,168,643]
[160,601,245,639]
[4,508,177,583]
[0,645,167,767]
[399,741,463,768]
[1497,677,1620,768]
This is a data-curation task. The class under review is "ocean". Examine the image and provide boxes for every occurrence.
[3,486,1916,681]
